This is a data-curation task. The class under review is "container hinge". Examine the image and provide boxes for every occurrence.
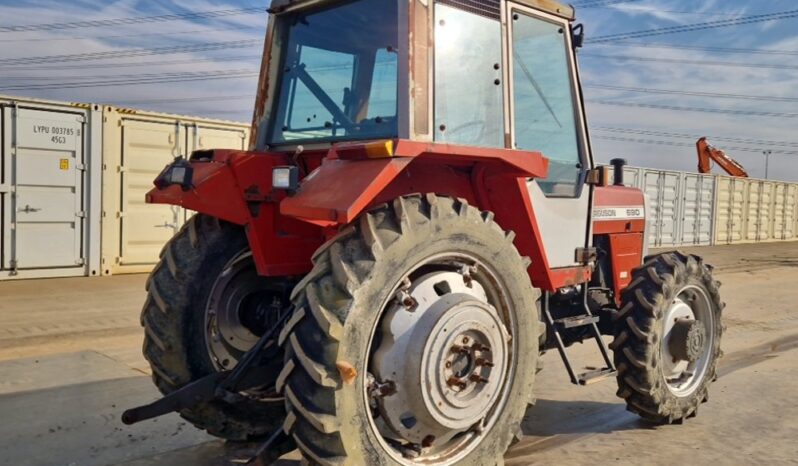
[117,166,127,173]
[9,259,18,276]
[76,115,86,123]
[575,247,597,264]
[76,258,85,266]
[76,211,86,218]
[0,184,10,194]
[76,163,86,171]
[116,211,126,218]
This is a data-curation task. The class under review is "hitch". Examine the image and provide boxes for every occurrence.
[122,307,293,425]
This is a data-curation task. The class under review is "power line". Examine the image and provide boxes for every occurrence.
[110,95,253,105]
[0,70,259,91]
[0,26,263,43]
[584,84,798,103]
[0,39,262,66]
[0,7,264,33]
[591,41,798,57]
[593,135,798,155]
[573,0,641,8]
[592,126,798,148]
[588,100,798,119]
[0,54,261,72]
[581,53,798,71]
[590,9,798,43]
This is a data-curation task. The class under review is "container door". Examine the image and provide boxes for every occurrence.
[643,170,681,247]
[3,107,84,271]
[681,174,714,245]
[715,177,747,244]
[188,124,247,153]
[746,181,774,242]
[117,119,185,266]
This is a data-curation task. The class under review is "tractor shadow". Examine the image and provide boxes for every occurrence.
[521,398,651,437]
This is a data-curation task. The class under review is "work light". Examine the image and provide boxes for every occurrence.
[272,166,299,191]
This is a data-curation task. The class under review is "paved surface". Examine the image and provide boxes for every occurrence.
[1,242,797,465]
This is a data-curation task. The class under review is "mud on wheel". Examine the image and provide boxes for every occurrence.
[277,194,541,465]
[612,251,724,424]
[141,214,290,440]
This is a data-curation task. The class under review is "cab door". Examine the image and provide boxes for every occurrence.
[507,3,593,268]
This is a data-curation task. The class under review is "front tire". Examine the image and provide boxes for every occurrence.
[612,251,723,424]
[141,214,289,440]
[278,195,540,465]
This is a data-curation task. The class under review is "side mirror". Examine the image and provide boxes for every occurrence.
[572,24,585,49]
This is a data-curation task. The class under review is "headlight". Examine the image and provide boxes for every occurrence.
[154,158,193,191]
[272,166,299,191]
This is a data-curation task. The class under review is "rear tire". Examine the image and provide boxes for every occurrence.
[612,251,723,424]
[141,214,288,440]
[279,195,540,465]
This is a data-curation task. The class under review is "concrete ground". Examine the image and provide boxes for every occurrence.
[0,241,797,465]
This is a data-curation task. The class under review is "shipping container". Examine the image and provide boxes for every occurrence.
[714,177,748,245]
[679,173,715,246]
[100,107,248,275]
[0,97,103,280]
[1,95,249,281]
[641,169,682,247]
[773,183,797,241]
[743,180,776,243]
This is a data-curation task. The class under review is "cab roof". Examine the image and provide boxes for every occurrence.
[270,0,575,21]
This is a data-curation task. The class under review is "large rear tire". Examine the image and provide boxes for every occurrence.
[612,251,723,424]
[278,195,540,465]
[141,214,289,440]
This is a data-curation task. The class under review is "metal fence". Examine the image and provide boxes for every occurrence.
[624,167,798,248]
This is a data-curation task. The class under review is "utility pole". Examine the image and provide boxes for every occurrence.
[763,150,772,179]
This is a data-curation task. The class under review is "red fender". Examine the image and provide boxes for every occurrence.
[146,150,325,277]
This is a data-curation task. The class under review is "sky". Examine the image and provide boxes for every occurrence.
[0,0,796,181]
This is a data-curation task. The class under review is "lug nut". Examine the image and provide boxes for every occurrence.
[450,345,469,355]
[469,374,489,384]
[462,336,470,344]
[475,357,494,368]
[447,377,467,389]
[472,343,491,352]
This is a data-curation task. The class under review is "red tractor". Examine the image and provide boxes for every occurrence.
[123,0,724,464]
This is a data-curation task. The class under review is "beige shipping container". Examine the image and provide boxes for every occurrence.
[773,183,797,241]
[100,107,248,275]
[743,180,776,243]
[714,177,748,245]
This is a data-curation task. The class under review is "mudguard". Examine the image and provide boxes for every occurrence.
[147,150,325,277]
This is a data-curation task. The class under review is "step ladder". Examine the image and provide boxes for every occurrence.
[542,291,616,385]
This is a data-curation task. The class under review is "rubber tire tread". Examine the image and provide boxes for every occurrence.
[612,251,724,424]
[141,214,286,441]
[280,195,540,466]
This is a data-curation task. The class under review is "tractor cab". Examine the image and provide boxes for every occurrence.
[254,0,592,269]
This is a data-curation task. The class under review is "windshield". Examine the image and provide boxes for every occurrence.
[268,0,399,145]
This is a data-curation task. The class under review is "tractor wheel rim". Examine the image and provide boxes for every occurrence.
[661,285,714,397]
[204,251,284,371]
[366,253,516,464]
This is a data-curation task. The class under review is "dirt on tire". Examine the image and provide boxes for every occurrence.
[140,214,287,441]
[612,251,724,424]
[277,194,541,465]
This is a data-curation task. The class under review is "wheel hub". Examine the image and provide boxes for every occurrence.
[661,286,715,397]
[371,271,509,445]
[668,318,706,363]
[205,253,286,370]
